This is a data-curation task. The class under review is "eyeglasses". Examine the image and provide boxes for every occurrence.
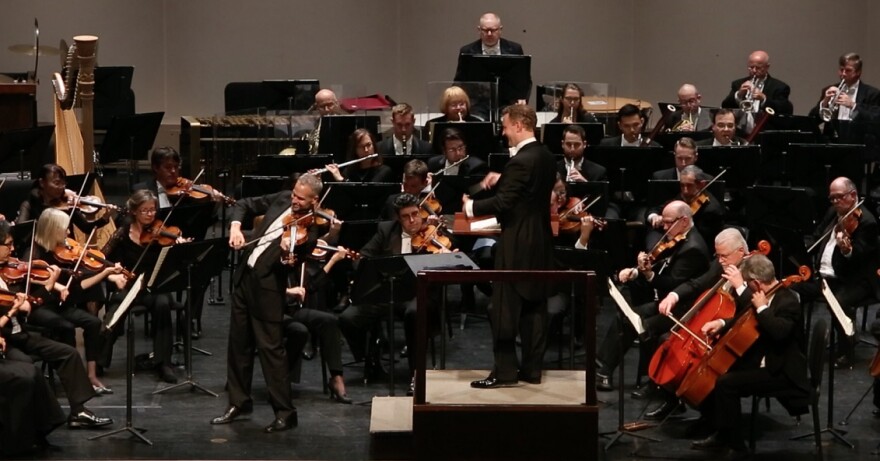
[828,192,853,202]
[479,27,500,34]
[0,241,13,247]
[678,98,700,105]
[138,209,157,215]
[563,96,581,103]
[445,145,466,154]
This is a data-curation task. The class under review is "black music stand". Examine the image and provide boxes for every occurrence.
[99,112,163,191]
[157,202,216,241]
[745,186,814,275]
[566,181,610,217]
[322,182,400,221]
[589,146,667,203]
[429,122,498,160]
[93,66,135,130]
[787,143,865,215]
[456,54,532,116]
[317,115,381,163]
[652,131,713,152]
[0,125,54,178]
[693,146,760,190]
[256,154,333,176]
[542,123,605,153]
[753,131,818,184]
[381,155,433,182]
[645,180,725,210]
[240,175,288,198]
[338,220,380,252]
[149,238,229,397]
[262,79,319,112]
[0,175,31,229]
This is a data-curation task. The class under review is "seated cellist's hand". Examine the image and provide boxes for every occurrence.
[722,264,744,290]
[751,290,768,310]
[701,319,724,337]
[658,293,677,316]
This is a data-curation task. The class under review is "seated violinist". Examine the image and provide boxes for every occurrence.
[133,146,229,207]
[692,254,808,457]
[596,201,710,393]
[0,220,113,430]
[99,189,188,384]
[27,208,124,394]
[646,165,724,248]
[338,193,452,394]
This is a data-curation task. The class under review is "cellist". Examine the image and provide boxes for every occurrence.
[596,201,710,393]
[692,254,808,457]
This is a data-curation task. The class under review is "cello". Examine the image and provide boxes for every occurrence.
[648,240,770,391]
[675,265,812,407]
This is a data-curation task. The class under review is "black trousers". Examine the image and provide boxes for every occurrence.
[490,283,548,382]
[9,331,96,410]
[597,300,671,376]
[100,291,174,368]
[705,368,796,445]
[225,267,294,420]
[28,303,103,362]
[287,307,344,374]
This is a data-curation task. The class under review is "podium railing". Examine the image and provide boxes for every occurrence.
[413,269,597,406]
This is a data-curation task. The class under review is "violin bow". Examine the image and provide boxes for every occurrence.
[559,194,602,221]
[692,168,727,202]
[419,181,442,208]
[806,198,864,254]
[64,228,95,290]
[67,170,90,221]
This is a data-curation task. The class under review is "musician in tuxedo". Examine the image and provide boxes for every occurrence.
[810,52,880,145]
[598,104,661,147]
[462,104,557,388]
[667,84,713,132]
[721,50,794,116]
[556,124,606,182]
[380,159,433,221]
[132,146,225,207]
[377,103,433,156]
[596,201,710,393]
[693,254,808,457]
[695,109,748,146]
[646,165,724,247]
[427,127,489,177]
[453,12,529,105]
[211,174,321,433]
[652,137,699,180]
[795,176,879,369]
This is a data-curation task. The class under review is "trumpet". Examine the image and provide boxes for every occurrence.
[739,77,759,112]
[309,153,379,175]
[820,79,848,123]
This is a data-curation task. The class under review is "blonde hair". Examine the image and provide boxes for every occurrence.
[439,86,470,115]
[35,208,70,251]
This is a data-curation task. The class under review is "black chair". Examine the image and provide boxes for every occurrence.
[748,319,828,459]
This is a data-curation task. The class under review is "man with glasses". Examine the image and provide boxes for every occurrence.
[667,84,713,132]
[795,177,879,369]
[428,127,488,178]
[453,12,529,105]
[722,50,793,116]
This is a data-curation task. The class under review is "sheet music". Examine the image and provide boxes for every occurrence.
[148,246,171,288]
[607,278,645,334]
[470,217,499,231]
[821,279,855,336]
[106,274,144,330]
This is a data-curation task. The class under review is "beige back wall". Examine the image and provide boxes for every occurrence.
[2,0,879,134]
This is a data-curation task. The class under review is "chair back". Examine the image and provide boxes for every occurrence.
[808,319,829,390]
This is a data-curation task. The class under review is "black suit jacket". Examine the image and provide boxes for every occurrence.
[630,229,710,301]
[472,141,556,301]
[555,159,607,182]
[809,205,879,289]
[672,259,754,315]
[230,191,317,322]
[651,168,678,181]
[695,136,748,147]
[810,81,880,143]
[722,75,794,115]
[454,38,524,80]
[598,135,661,148]
[377,137,433,157]
[427,155,489,176]
[359,220,403,258]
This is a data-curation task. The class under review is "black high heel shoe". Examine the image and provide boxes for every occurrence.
[328,379,352,404]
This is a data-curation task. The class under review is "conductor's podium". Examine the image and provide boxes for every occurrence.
[371,370,595,460]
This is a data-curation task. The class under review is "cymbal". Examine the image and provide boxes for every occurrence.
[8,44,60,56]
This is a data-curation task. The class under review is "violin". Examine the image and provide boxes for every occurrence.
[835,207,861,241]
[0,288,41,307]
[0,257,76,283]
[309,239,360,261]
[64,194,122,215]
[140,220,184,246]
[411,224,454,254]
[279,212,316,263]
[313,208,338,228]
[53,238,134,279]
[687,169,726,215]
[650,232,686,260]
[164,177,236,206]
[557,196,607,233]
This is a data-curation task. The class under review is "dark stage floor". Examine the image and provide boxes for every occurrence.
[25,171,880,460]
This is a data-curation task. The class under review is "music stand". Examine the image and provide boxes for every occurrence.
[429,122,498,160]
[542,123,605,153]
[456,54,532,116]
[150,238,229,397]
[99,112,163,191]
[553,247,608,367]
[317,115,380,163]
[589,146,667,203]
[381,155,433,182]
[0,125,54,178]
[241,175,288,198]
[157,202,216,241]
[256,154,333,176]
[787,143,865,215]
[753,131,818,184]
[338,220,380,252]
[692,146,760,190]
[434,174,489,213]
[745,186,814,275]
[321,182,399,221]
[93,66,135,130]
[566,181,610,217]
[262,79,319,112]
[652,131,713,152]
[645,180,726,212]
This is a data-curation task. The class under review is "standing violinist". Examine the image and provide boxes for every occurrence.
[98,189,183,384]
[692,254,808,457]
[795,176,879,368]
[596,201,710,393]
[646,228,754,420]
[646,165,724,249]
[212,174,320,433]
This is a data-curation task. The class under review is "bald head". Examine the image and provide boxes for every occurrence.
[748,51,770,79]
[677,84,701,113]
[478,13,503,47]
[314,89,339,115]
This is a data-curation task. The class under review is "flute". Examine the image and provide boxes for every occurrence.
[309,154,379,175]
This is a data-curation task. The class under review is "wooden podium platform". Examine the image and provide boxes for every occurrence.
[370,370,597,460]
[0,82,37,131]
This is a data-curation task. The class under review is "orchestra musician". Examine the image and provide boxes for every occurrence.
[693,254,808,458]
[810,52,880,144]
[380,159,434,221]
[549,83,599,124]
[557,124,607,183]
[376,103,433,156]
[426,86,483,128]
[596,201,710,393]
[666,84,713,132]
[598,104,661,147]
[695,109,748,146]
[212,174,322,433]
[872,316,880,416]
[463,104,557,388]
[794,177,879,369]
[321,128,392,183]
[427,127,489,177]
[646,165,724,248]
[98,190,184,384]
[721,50,794,116]
[652,137,699,180]
[313,89,342,116]
[0,220,112,430]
